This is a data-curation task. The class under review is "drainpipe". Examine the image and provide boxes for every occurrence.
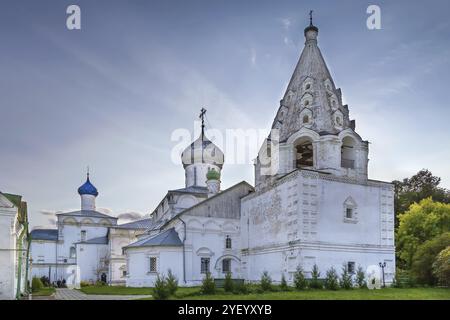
[16,224,27,299]
[24,223,31,294]
[176,217,187,284]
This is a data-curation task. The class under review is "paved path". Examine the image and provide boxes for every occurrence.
[54,288,151,300]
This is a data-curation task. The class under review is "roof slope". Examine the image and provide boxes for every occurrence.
[124,228,182,249]
[57,210,117,219]
[76,236,108,245]
[114,218,153,230]
[30,229,58,241]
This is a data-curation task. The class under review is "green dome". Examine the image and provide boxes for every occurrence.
[206,169,220,181]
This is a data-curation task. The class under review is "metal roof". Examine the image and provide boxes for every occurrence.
[30,229,58,241]
[57,210,117,219]
[114,218,153,230]
[124,228,182,249]
[75,236,108,245]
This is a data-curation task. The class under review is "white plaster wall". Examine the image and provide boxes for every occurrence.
[126,248,183,287]
[0,208,16,300]
[76,244,108,282]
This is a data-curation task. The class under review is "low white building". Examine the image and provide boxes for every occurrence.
[0,192,29,300]
[29,174,151,287]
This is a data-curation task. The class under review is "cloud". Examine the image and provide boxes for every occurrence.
[280,18,292,30]
[250,48,257,66]
[117,211,145,221]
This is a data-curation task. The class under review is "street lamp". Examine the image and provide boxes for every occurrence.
[379,262,386,288]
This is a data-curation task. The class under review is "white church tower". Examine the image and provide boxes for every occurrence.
[241,14,395,284]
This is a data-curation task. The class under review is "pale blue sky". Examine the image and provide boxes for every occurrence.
[1,0,449,229]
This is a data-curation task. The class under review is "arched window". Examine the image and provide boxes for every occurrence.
[295,137,314,168]
[341,136,356,169]
[303,115,309,124]
[305,84,311,90]
[304,100,310,106]
[70,246,76,258]
[225,235,232,249]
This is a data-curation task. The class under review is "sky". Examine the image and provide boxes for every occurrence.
[1,0,449,229]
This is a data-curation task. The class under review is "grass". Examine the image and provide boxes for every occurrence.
[32,287,55,296]
[80,285,153,295]
[178,288,450,300]
[80,285,450,300]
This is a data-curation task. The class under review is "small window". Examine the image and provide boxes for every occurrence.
[149,257,157,273]
[225,235,232,249]
[305,84,311,90]
[346,208,353,219]
[222,259,231,273]
[304,100,310,106]
[122,270,127,277]
[347,262,355,274]
[201,257,210,274]
[81,230,86,242]
[336,117,341,125]
[303,115,309,124]
[69,246,76,258]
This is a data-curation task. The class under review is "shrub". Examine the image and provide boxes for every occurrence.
[233,281,250,295]
[293,266,307,290]
[260,271,272,292]
[432,246,450,287]
[309,264,322,289]
[201,272,216,295]
[166,269,178,295]
[153,274,170,300]
[411,232,450,285]
[393,269,415,288]
[340,265,353,289]
[40,276,50,287]
[80,281,91,287]
[32,277,43,292]
[355,265,366,288]
[95,280,106,286]
[224,272,234,292]
[280,273,289,291]
[324,267,339,290]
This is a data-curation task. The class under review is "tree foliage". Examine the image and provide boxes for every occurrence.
[153,274,170,300]
[393,169,450,228]
[224,272,234,292]
[340,265,353,289]
[200,272,216,295]
[280,273,289,291]
[432,246,450,287]
[355,265,366,288]
[166,269,178,295]
[410,232,450,285]
[396,198,450,268]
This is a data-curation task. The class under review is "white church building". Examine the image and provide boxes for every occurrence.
[30,19,395,288]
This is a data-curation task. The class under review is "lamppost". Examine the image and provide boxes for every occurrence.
[379,262,386,288]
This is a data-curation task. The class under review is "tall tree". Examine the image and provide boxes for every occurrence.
[393,169,450,228]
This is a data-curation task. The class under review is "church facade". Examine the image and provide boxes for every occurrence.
[29,19,395,288]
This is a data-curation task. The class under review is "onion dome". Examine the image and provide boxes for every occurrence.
[181,134,224,169]
[77,174,99,197]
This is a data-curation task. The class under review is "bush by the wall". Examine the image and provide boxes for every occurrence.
[324,267,339,290]
[280,273,289,291]
[31,277,43,292]
[233,281,250,295]
[355,265,366,288]
[309,264,322,289]
[223,272,234,292]
[153,274,170,300]
[340,265,353,289]
[260,271,272,292]
[40,276,50,287]
[166,269,178,295]
[201,273,216,295]
[432,246,450,287]
[293,266,307,290]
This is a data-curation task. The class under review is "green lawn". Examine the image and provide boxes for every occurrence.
[80,285,153,295]
[32,287,56,296]
[178,288,450,300]
[80,285,449,300]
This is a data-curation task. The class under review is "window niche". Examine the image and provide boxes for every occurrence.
[149,256,158,273]
[225,235,232,249]
[343,196,358,223]
[222,258,231,273]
